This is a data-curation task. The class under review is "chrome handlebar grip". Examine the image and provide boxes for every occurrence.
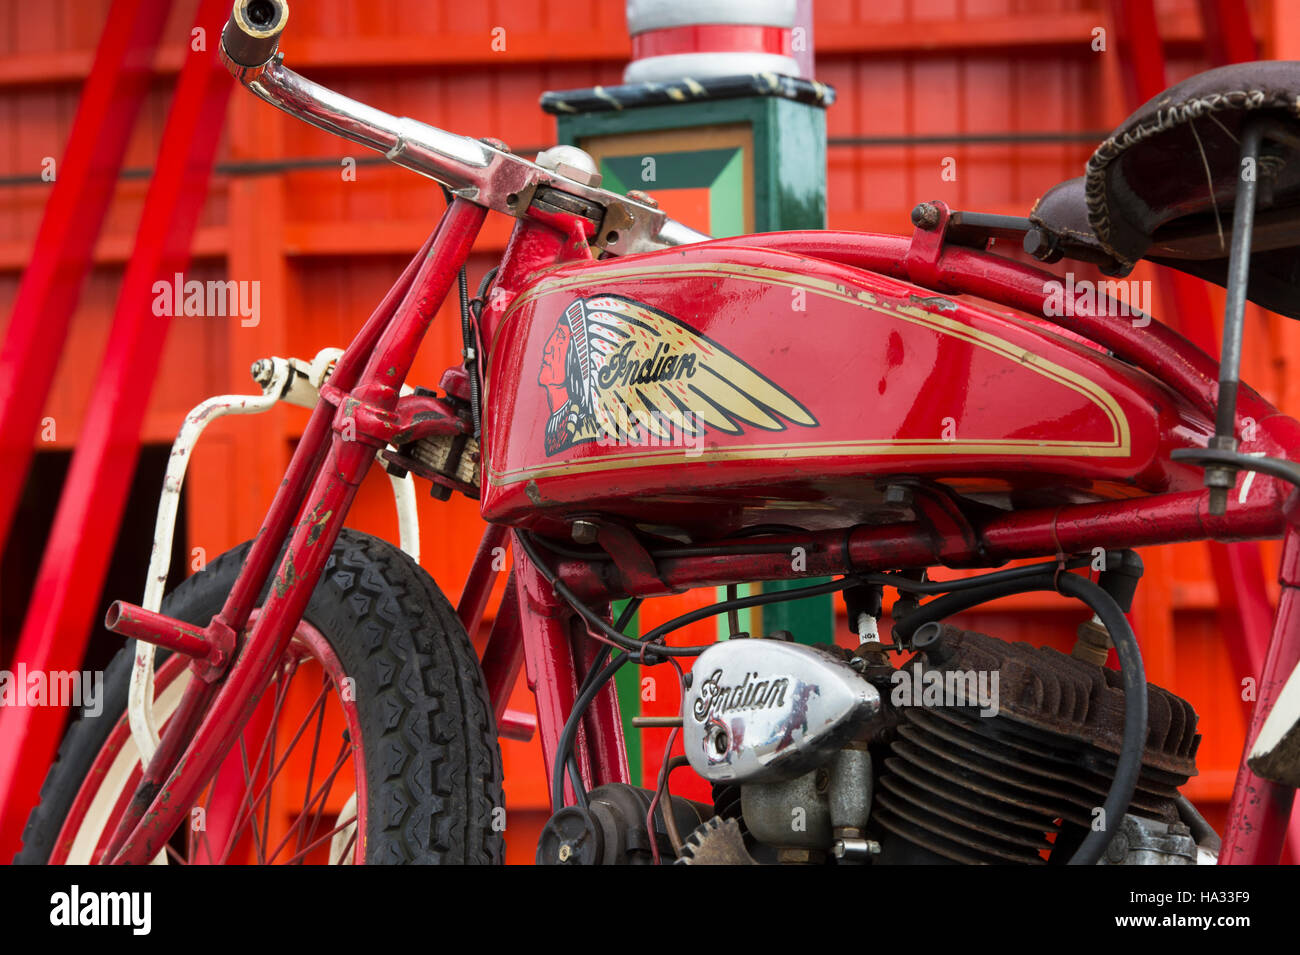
[221,0,289,69]
[218,2,707,255]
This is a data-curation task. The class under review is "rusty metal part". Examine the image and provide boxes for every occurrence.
[924,627,1198,774]
[1099,814,1197,865]
[530,185,604,221]
[776,847,822,864]
[873,628,1199,865]
[675,816,758,865]
[595,521,677,595]
[408,431,479,486]
[538,783,708,865]
[911,202,941,230]
[1072,618,1114,668]
[631,716,683,729]
[383,430,481,500]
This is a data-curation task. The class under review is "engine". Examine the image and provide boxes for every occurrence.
[675,626,1213,866]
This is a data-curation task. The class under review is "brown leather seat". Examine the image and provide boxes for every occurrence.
[1027,61,1300,318]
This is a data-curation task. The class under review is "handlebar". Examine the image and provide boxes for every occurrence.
[219,0,709,256]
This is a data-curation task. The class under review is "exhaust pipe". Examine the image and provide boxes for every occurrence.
[221,0,289,70]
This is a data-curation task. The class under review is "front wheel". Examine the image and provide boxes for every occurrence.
[15,529,504,865]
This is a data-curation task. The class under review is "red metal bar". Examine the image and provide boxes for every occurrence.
[109,200,486,864]
[1221,511,1300,863]
[577,620,631,789]
[104,602,214,659]
[498,710,537,742]
[99,674,218,862]
[457,522,510,639]
[94,226,446,860]
[0,0,172,555]
[513,543,589,807]
[218,229,441,632]
[480,571,525,723]
[1199,0,1258,65]
[479,572,539,741]
[546,487,1292,602]
[105,599,236,682]
[0,0,234,860]
[1109,0,1167,107]
[477,214,591,346]
[513,536,629,802]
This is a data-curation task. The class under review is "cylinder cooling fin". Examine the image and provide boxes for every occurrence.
[871,628,1200,865]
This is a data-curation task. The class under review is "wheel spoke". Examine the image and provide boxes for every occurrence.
[336,826,358,866]
[295,670,330,857]
[216,664,329,863]
[237,737,268,865]
[189,758,223,865]
[280,814,357,866]
[266,738,351,864]
[298,740,351,857]
[63,619,365,867]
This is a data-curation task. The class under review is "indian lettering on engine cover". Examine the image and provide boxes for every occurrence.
[692,669,791,722]
[683,640,881,784]
[537,294,817,455]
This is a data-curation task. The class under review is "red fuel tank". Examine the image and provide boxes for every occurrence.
[480,244,1213,536]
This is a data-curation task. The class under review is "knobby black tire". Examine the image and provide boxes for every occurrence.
[15,528,504,865]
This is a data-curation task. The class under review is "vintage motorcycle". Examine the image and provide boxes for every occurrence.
[14,0,1300,865]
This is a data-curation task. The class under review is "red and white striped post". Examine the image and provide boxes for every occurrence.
[624,0,803,83]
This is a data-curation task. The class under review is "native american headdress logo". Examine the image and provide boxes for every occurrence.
[537,294,817,456]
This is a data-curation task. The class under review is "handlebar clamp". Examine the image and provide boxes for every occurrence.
[221,0,290,70]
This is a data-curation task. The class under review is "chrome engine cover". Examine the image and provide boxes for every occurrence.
[683,639,880,784]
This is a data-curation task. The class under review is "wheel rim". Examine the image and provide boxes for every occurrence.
[50,617,367,865]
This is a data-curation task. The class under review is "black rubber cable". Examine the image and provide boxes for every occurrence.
[517,531,857,657]
[556,598,642,808]
[527,524,1139,861]
[443,185,483,438]
[869,555,1094,597]
[895,569,1148,867]
[551,653,630,811]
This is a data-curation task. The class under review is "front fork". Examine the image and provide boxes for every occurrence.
[102,199,486,864]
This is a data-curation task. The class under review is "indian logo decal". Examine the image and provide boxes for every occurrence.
[692,669,792,722]
[537,294,817,455]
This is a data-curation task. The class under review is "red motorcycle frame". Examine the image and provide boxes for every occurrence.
[94,2,1300,864]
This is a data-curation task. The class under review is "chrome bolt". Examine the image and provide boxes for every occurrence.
[832,837,880,860]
